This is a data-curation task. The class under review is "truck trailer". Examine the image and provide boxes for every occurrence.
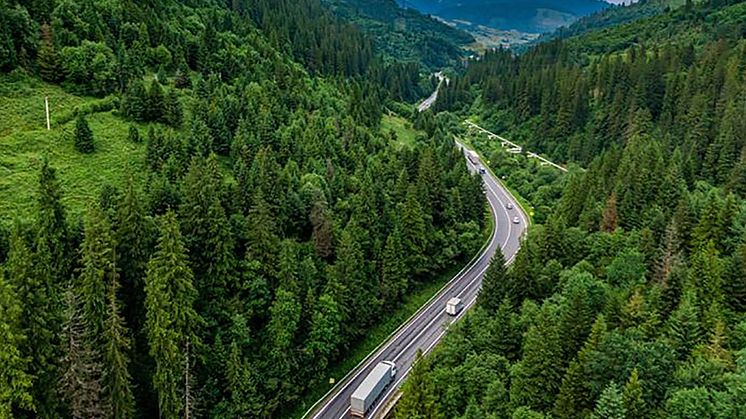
[446,297,464,316]
[350,361,397,417]
[467,150,480,165]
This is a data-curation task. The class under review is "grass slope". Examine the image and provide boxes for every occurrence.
[0,73,147,222]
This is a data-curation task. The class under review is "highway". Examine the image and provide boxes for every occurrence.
[303,141,528,419]
[417,72,447,112]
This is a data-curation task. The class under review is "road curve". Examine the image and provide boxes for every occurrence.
[303,141,528,419]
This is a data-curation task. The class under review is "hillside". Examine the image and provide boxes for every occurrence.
[397,0,746,418]
[539,0,690,43]
[0,0,487,417]
[398,0,609,33]
[323,0,474,69]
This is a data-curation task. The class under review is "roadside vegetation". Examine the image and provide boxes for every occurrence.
[397,0,746,418]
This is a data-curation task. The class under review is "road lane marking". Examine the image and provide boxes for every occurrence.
[315,144,526,419]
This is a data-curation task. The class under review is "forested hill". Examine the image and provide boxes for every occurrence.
[0,0,488,417]
[323,0,474,70]
[397,0,746,418]
[538,0,690,44]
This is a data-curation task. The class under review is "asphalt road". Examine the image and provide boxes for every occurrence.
[304,141,528,419]
[417,72,447,112]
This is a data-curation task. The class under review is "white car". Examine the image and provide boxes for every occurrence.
[505,202,514,210]
[512,216,520,224]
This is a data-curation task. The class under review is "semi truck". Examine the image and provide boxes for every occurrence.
[446,297,464,316]
[467,150,480,165]
[350,361,397,417]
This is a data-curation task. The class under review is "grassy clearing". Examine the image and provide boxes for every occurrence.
[380,114,422,148]
[0,74,147,222]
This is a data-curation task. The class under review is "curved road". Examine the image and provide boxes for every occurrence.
[304,141,528,419]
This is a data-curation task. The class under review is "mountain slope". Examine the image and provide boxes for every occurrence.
[398,0,610,33]
[323,0,474,69]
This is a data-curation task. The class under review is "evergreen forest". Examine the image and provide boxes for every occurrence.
[397,0,746,418]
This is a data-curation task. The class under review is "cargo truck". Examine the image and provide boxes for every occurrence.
[446,297,464,316]
[467,150,480,165]
[350,361,397,418]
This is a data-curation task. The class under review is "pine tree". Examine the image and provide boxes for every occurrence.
[61,287,106,419]
[622,369,644,419]
[396,350,441,419]
[510,303,565,411]
[591,382,626,419]
[478,250,508,312]
[147,79,165,122]
[127,125,140,143]
[75,114,95,154]
[380,225,408,302]
[103,273,135,419]
[25,160,68,417]
[78,204,116,346]
[38,23,60,82]
[401,186,428,277]
[163,89,182,127]
[121,80,147,121]
[0,265,34,416]
[666,291,703,361]
[145,211,200,419]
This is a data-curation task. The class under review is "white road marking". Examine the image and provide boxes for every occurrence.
[318,145,526,419]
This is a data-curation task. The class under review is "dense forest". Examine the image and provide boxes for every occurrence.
[397,0,746,418]
[323,0,474,71]
[0,0,490,417]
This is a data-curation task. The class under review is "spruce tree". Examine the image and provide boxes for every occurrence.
[37,23,60,82]
[163,89,182,127]
[147,79,165,122]
[145,211,200,419]
[478,250,508,312]
[127,125,140,143]
[0,265,34,416]
[590,382,626,419]
[622,369,645,419]
[396,350,441,419]
[103,272,135,419]
[380,225,408,302]
[61,287,106,419]
[75,114,95,154]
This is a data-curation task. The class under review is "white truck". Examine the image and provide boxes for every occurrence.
[446,297,464,316]
[350,361,397,417]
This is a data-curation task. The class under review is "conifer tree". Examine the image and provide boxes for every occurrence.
[38,23,60,82]
[0,265,34,416]
[145,211,200,419]
[127,126,140,143]
[147,79,165,122]
[163,89,182,127]
[380,225,408,302]
[510,303,565,411]
[666,291,703,361]
[61,287,106,419]
[590,382,626,419]
[103,273,135,419]
[478,250,508,312]
[396,350,441,419]
[75,114,95,154]
[622,369,644,419]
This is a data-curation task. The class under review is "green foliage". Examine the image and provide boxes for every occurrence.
[74,114,94,153]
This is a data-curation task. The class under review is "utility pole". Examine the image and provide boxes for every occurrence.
[45,96,50,130]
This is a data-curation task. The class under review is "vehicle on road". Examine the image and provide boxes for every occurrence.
[446,297,464,316]
[506,202,514,210]
[512,216,521,224]
[479,166,486,175]
[467,150,480,165]
[350,361,397,418]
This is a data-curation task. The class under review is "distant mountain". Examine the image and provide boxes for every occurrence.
[397,0,610,33]
[323,0,474,69]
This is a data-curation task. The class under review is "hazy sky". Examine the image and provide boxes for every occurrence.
[605,0,639,4]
